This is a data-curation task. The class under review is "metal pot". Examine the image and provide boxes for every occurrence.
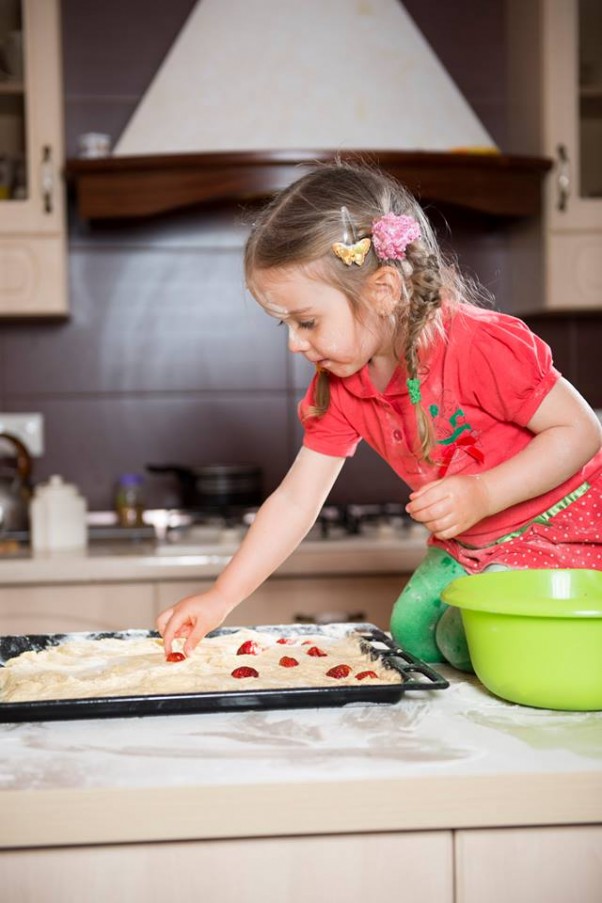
[0,432,32,534]
[146,462,262,513]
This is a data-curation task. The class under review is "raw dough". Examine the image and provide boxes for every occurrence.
[0,628,402,703]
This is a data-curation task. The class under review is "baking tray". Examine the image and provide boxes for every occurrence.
[0,623,448,722]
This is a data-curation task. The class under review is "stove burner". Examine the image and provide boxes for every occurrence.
[84,501,419,545]
[317,502,410,539]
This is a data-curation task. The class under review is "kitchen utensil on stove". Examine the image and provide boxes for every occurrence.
[146,462,262,513]
[0,432,32,534]
[442,569,602,711]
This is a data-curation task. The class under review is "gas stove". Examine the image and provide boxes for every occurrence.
[106,502,427,546]
[3,504,426,549]
[315,502,416,540]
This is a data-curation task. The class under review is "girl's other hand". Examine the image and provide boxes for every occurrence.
[156,589,232,657]
[406,475,491,539]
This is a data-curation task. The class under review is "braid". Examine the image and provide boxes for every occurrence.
[306,368,331,418]
[401,242,444,462]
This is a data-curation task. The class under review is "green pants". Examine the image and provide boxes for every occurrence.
[390,547,473,672]
[391,483,589,669]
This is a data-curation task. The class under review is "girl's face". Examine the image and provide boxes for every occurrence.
[251,264,395,378]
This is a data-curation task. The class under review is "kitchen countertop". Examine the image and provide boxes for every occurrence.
[1,666,601,849]
[0,531,429,585]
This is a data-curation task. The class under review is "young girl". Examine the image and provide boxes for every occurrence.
[157,162,602,670]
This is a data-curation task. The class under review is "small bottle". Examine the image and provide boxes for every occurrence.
[115,474,145,528]
[0,155,11,200]
[30,475,88,552]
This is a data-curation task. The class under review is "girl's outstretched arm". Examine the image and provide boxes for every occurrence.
[157,447,346,654]
[406,378,602,540]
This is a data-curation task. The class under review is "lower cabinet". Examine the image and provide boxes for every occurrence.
[2,825,601,901]
[0,830,454,902]
[155,574,408,631]
[0,583,156,634]
[455,825,602,903]
[0,574,407,636]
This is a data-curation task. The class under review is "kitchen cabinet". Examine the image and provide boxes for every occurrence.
[455,825,602,903]
[0,582,156,634]
[3,825,602,903]
[155,575,408,631]
[0,0,67,316]
[0,575,408,635]
[508,0,602,311]
[0,831,454,902]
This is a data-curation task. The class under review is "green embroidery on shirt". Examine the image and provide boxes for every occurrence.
[438,424,471,445]
[428,404,475,451]
[437,408,472,445]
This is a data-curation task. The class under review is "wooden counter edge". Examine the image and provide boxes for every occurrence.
[2,771,601,849]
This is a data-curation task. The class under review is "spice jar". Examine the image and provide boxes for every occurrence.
[115,473,145,528]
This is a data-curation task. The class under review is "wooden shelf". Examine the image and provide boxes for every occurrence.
[0,80,24,94]
[65,149,552,221]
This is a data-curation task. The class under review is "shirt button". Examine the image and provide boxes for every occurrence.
[393,430,402,441]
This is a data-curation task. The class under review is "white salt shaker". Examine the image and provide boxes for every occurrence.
[30,475,88,551]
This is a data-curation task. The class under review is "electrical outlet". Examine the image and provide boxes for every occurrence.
[0,413,44,456]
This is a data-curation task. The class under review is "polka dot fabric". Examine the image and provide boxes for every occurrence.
[434,474,602,573]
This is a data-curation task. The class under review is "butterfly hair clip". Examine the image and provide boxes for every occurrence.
[331,206,371,267]
[332,238,371,267]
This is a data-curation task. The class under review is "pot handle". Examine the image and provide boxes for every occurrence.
[0,432,32,483]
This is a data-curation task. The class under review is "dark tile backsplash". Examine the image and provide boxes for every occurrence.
[521,314,602,409]
[1,1,599,511]
[22,393,293,512]
[9,243,286,396]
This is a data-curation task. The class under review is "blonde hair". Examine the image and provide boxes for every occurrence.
[244,161,488,461]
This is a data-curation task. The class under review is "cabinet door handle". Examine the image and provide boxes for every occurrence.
[41,145,53,214]
[556,144,570,212]
[294,612,366,624]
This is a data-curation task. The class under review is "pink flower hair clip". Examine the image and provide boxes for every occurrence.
[371,213,421,262]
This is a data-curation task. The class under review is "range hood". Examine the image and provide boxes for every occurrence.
[114,0,494,155]
[66,0,550,220]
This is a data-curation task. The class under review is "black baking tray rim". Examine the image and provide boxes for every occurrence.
[0,623,449,722]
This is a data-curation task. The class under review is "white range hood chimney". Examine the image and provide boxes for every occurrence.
[114,0,496,156]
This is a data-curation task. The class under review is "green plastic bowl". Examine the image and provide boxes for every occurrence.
[441,569,602,711]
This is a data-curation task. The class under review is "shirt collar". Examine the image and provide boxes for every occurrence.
[339,363,410,399]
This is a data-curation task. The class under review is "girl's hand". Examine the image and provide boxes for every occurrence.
[406,475,491,539]
[156,589,233,657]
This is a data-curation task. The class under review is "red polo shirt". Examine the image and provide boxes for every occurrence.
[299,304,602,547]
